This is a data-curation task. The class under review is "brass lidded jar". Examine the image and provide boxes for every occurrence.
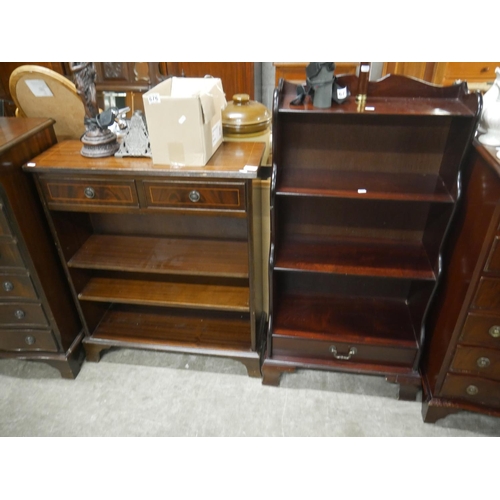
[221,94,272,166]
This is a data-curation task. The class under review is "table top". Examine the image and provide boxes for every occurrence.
[24,140,265,179]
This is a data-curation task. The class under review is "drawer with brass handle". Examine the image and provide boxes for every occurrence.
[0,273,38,300]
[450,345,500,380]
[141,180,246,212]
[271,335,417,366]
[458,313,500,348]
[440,373,500,409]
[39,177,139,209]
[0,328,58,352]
[0,302,49,327]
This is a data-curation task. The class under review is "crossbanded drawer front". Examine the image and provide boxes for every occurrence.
[440,373,500,408]
[459,314,500,348]
[142,181,246,211]
[0,329,58,352]
[40,177,139,208]
[0,241,24,268]
[272,336,417,366]
[0,303,49,327]
[0,273,38,300]
[450,345,500,381]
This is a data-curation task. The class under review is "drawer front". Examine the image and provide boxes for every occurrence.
[142,181,246,212]
[0,203,12,237]
[442,62,500,83]
[40,177,139,209]
[440,373,500,409]
[0,240,25,268]
[0,302,48,327]
[0,329,58,352]
[0,273,38,300]
[450,345,500,381]
[470,277,500,312]
[459,314,500,349]
[272,335,417,366]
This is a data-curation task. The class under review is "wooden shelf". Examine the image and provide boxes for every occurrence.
[276,170,454,203]
[90,304,251,351]
[68,234,249,278]
[273,293,418,348]
[78,277,249,312]
[275,236,435,280]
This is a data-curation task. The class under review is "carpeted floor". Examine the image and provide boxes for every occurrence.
[1,348,500,437]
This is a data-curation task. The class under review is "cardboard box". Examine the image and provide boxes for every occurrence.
[143,77,226,166]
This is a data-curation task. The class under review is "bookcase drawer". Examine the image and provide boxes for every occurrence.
[142,180,246,212]
[39,177,139,209]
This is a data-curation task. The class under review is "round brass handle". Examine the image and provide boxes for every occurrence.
[24,335,36,345]
[188,190,201,203]
[477,357,490,368]
[84,187,95,199]
[466,385,479,396]
[488,325,500,338]
[14,309,25,319]
[3,281,14,292]
[330,345,357,360]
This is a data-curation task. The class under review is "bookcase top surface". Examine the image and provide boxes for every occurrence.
[24,140,265,179]
[277,75,480,117]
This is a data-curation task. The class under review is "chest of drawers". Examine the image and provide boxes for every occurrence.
[24,140,265,376]
[422,142,500,422]
[0,118,83,378]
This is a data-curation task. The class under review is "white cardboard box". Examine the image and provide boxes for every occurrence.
[143,77,226,166]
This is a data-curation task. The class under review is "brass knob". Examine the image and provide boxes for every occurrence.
[466,385,479,395]
[3,281,14,292]
[476,357,490,368]
[488,325,500,338]
[84,187,95,199]
[480,67,490,73]
[14,309,25,319]
[24,335,36,345]
[188,190,201,203]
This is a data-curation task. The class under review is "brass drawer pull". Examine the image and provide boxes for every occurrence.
[3,281,14,292]
[466,385,479,395]
[477,357,491,368]
[330,345,357,360]
[14,309,25,319]
[488,325,500,338]
[24,335,36,345]
[84,187,96,199]
[188,190,201,203]
[480,66,490,73]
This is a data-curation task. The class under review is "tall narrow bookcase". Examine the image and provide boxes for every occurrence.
[262,75,481,398]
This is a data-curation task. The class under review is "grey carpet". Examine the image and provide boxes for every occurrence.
[1,349,500,436]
